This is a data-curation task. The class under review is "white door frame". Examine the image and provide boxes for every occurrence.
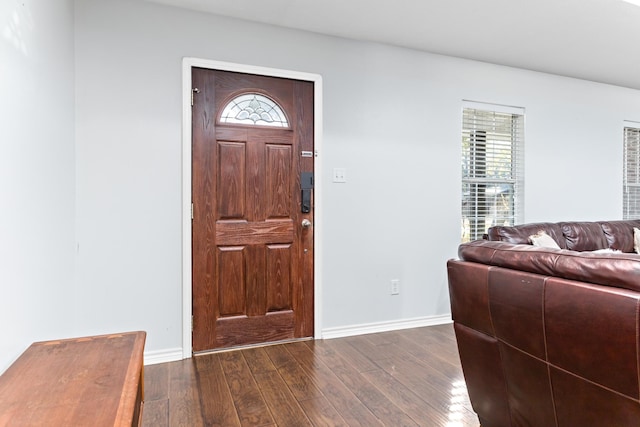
[181,58,323,358]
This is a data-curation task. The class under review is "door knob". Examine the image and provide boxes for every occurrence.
[301,219,312,228]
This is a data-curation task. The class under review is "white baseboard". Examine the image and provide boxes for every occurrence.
[320,314,453,340]
[144,347,184,365]
[143,315,453,363]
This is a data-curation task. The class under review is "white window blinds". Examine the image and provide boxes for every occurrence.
[623,125,640,219]
[461,105,524,242]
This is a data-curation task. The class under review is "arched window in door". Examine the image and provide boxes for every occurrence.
[219,93,289,128]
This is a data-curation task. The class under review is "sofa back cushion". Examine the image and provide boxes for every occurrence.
[487,222,566,249]
[599,220,640,253]
[559,222,608,251]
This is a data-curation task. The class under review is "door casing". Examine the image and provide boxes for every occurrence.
[181,58,323,358]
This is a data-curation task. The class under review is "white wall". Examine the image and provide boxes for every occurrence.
[0,0,76,371]
[73,0,640,357]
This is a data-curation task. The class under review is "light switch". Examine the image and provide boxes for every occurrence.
[333,168,347,183]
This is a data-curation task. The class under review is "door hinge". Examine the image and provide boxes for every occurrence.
[191,87,200,106]
[191,203,194,220]
[191,315,194,332]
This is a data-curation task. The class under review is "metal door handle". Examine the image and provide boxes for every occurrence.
[301,219,312,228]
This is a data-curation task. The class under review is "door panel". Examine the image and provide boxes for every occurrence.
[266,145,292,218]
[217,142,246,219]
[192,68,314,352]
[266,244,292,312]
[217,246,245,316]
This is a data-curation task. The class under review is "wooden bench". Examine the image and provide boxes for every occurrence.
[0,331,146,426]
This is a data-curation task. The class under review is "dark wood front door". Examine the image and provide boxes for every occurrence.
[191,68,314,352]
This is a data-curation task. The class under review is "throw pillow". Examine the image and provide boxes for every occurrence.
[529,230,561,249]
[634,227,640,254]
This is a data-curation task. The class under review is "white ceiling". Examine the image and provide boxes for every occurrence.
[144,0,640,90]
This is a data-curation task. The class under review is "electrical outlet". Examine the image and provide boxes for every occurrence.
[333,167,347,183]
[390,279,400,295]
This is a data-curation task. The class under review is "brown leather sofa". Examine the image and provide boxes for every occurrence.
[448,220,640,426]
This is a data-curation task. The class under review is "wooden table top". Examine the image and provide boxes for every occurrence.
[0,331,146,426]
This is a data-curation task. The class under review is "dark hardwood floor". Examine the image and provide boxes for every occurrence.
[142,323,479,426]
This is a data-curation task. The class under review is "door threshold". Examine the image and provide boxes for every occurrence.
[193,337,314,356]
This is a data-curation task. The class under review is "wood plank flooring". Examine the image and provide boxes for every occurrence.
[142,323,479,426]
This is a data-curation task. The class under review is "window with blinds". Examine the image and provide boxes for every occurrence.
[623,125,640,219]
[461,105,524,242]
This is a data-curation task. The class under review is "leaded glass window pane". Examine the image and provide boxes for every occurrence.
[220,93,289,128]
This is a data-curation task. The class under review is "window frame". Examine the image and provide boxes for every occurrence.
[623,123,640,219]
[461,101,525,242]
